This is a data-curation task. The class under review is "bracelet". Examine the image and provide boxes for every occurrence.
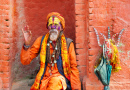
[23,44,30,49]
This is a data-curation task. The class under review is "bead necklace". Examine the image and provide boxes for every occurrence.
[47,40,58,75]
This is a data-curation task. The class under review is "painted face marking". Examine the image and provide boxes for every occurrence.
[48,16,62,30]
[52,16,55,25]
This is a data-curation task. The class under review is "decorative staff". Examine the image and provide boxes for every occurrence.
[94,27,124,90]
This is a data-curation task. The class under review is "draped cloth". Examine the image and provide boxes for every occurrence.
[110,42,121,72]
[30,33,71,90]
[39,73,67,90]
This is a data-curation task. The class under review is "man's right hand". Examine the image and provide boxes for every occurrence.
[22,25,32,46]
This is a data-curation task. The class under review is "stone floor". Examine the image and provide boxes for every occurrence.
[11,79,35,90]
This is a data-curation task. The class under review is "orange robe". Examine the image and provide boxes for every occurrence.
[21,36,81,90]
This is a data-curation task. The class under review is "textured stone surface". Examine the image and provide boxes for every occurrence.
[11,79,34,90]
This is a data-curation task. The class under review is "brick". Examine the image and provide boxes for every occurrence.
[88,43,102,49]
[89,2,94,8]
[89,32,97,38]
[3,21,10,27]
[89,8,93,14]
[2,61,10,66]
[1,77,10,83]
[76,21,85,27]
[3,83,9,88]
[75,0,85,4]
[75,9,86,15]
[2,32,12,38]
[0,43,10,49]
[0,0,10,5]
[76,43,84,49]
[75,26,85,33]
[89,14,96,20]
[88,54,102,62]
[76,48,86,55]
[0,5,10,10]
[1,15,10,21]
[88,49,101,56]
[77,57,87,66]
[0,66,9,72]
[0,55,9,61]
[0,49,10,55]
[75,31,85,38]
[76,54,86,61]
[75,4,86,11]
[75,35,84,44]
[3,27,10,32]
[75,37,84,44]
[0,38,12,43]
[2,72,10,78]
[77,66,86,72]
[89,20,95,26]
[89,38,98,44]
[0,10,9,15]
[76,15,86,21]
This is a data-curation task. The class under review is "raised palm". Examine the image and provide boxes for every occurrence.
[22,25,32,45]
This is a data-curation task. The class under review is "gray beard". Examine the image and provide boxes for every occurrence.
[49,29,59,41]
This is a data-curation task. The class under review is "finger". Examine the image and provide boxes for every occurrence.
[29,30,32,35]
[25,25,27,31]
[30,30,32,34]
[27,25,29,30]
[22,28,24,33]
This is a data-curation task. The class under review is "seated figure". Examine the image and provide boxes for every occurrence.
[20,12,81,90]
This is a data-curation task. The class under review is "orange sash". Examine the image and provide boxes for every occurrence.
[30,33,70,90]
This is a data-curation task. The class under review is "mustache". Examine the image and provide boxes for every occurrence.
[49,29,58,34]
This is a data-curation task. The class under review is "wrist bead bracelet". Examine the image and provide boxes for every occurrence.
[24,44,30,48]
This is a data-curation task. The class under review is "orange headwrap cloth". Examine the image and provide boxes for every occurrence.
[47,12,65,30]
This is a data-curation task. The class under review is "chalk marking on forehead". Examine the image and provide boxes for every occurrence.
[52,16,55,25]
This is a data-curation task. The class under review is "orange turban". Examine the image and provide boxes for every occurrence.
[47,12,65,30]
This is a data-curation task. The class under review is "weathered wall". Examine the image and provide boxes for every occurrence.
[0,0,13,90]
[75,0,89,83]
[11,0,75,81]
[83,0,130,89]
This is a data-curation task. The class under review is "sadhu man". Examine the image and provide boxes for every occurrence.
[21,12,81,90]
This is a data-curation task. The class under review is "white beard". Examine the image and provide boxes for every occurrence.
[49,29,59,41]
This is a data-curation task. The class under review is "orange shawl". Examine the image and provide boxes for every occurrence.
[30,33,71,90]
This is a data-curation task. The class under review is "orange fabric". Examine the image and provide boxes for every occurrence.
[47,12,65,30]
[40,74,67,90]
[20,36,81,90]
[46,76,63,90]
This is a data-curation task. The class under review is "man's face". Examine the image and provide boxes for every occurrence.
[48,16,62,41]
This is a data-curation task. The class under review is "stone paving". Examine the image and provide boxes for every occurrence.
[11,79,35,90]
